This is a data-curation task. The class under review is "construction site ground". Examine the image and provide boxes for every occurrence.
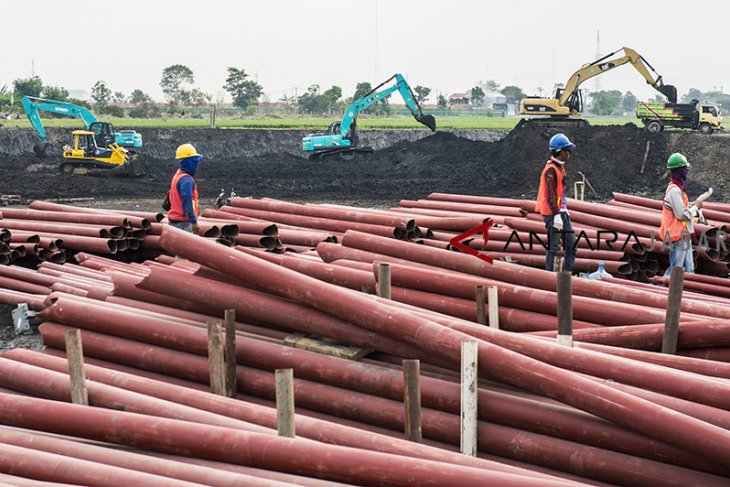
[0,121,728,351]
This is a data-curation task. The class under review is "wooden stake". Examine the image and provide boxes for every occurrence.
[487,285,499,329]
[275,368,296,438]
[460,340,478,456]
[64,329,88,406]
[224,309,237,398]
[376,262,391,299]
[207,320,226,395]
[475,285,486,325]
[662,266,684,354]
[556,272,573,347]
[403,359,422,442]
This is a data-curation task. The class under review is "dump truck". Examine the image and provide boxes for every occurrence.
[636,100,723,134]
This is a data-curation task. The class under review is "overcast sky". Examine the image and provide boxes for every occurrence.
[4,0,728,103]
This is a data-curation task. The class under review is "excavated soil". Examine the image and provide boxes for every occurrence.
[0,123,725,207]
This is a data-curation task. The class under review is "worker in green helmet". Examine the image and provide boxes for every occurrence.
[658,153,702,276]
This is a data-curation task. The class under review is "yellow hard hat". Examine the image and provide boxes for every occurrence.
[175,143,200,159]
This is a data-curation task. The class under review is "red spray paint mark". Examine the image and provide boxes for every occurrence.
[449,220,494,264]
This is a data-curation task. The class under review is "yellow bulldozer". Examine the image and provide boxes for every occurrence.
[61,130,141,175]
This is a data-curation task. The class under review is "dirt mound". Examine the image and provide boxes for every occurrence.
[0,124,724,205]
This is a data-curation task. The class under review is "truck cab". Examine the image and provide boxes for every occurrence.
[698,103,723,133]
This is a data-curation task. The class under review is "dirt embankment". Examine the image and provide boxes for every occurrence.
[0,124,726,205]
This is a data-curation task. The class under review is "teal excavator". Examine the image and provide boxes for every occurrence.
[302,73,436,160]
[22,96,143,158]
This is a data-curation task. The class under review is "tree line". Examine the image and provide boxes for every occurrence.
[2,65,727,118]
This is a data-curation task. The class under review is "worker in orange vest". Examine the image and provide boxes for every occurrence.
[168,143,203,235]
[535,133,577,272]
[659,153,701,276]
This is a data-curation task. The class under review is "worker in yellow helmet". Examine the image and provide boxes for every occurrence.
[167,143,203,235]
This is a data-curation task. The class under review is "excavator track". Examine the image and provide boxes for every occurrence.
[308,147,375,161]
[516,117,590,130]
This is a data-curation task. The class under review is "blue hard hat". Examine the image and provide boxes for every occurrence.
[549,133,576,152]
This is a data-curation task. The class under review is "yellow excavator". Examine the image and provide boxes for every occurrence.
[61,130,141,175]
[520,47,677,124]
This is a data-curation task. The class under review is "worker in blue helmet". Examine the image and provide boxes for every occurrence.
[534,133,577,272]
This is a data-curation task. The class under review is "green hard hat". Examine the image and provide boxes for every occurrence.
[667,153,690,169]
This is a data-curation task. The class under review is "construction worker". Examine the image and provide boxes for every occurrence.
[535,133,577,272]
[168,143,203,234]
[659,153,701,276]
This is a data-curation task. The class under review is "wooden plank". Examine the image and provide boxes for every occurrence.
[557,271,573,347]
[460,339,478,456]
[403,359,422,442]
[487,285,500,329]
[275,368,295,438]
[224,309,237,398]
[64,329,88,406]
[207,320,226,395]
[284,332,371,360]
[475,285,486,325]
[377,262,391,299]
[662,266,684,354]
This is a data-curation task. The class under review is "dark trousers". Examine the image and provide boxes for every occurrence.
[543,213,577,272]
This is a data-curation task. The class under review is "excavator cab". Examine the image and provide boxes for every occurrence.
[89,121,116,148]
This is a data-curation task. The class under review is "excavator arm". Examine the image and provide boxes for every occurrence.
[558,47,677,107]
[22,96,99,143]
[339,74,436,138]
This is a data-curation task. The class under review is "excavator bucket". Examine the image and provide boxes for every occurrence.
[33,143,50,159]
[416,114,437,132]
[657,84,678,104]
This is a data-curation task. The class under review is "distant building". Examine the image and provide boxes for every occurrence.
[448,92,470,106]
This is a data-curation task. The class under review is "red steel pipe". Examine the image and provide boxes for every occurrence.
[34,327,727,484]
[399,199,523,217]
[158,226,730,467]
[230,197,415,230]
[339,231,730,319]
[22,343,550,480]
[0,391,568,487]
[220,206,408,239]
[0,425,298,487]
[28,201,151,230]
[426,193,532,207]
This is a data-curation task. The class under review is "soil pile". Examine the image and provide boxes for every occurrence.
[0,123,725,205]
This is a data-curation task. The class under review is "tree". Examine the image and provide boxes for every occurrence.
[297,85,326,114]
[437,94,448,109]
[352,82,372,101]
[682,88,703,103]
[223,67,263,111]
[112,91,127,104]
[41,85,69,101]
[128,89,160,118]
[90,80,112,108]
[482,80,500,92]
[470,86,485,107]
[414,85,431,104]
[188,88,208,107]
[501,85,526,104]
[160,64,194,105]
[621,91,638,113]
[13,76,43,98]
[589,90,622,116]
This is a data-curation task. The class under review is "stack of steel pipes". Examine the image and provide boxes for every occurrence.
[0,225,729,484]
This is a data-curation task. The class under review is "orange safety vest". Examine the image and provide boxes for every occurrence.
[168,169,199,222]
[659,183,689,242]
[534,161,566,216]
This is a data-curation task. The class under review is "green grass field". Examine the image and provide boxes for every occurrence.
[1,115,641,130]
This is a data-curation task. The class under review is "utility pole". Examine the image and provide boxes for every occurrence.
[594,31,602,92]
